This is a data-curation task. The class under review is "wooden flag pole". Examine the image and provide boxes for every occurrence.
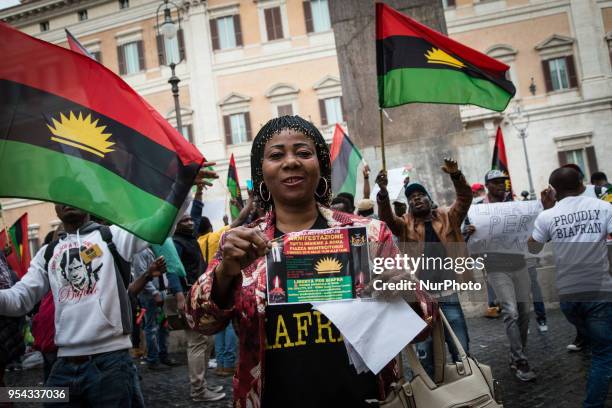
[379,108,387,171]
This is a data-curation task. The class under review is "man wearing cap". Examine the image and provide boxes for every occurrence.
[375,158,473,377]
[465,169,537,382]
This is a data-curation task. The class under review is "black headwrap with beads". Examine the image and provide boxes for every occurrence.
[250,115,332,211]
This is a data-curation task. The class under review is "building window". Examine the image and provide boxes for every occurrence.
[264,7,284,41]
[119,0,129,9]
[210,15,243,51]
[223,113,252,145]
[443,0,456,8]
[303,0,331,33]
[542,56,577,92]
[319,97,343,126]
[558,146,599,179]
[277,104,293,117]
[117,41,145,75]
[40,21,49,32]
[78,10,88,21]
[90,51,102,63]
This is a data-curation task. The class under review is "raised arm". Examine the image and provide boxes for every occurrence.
[375,170,406,238]
[362,164,371,199]
[442,159,473,228]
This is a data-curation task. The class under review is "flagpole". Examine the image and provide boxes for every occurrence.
[379,108,386,171]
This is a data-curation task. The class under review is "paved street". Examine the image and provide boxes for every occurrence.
[5,308,610,407]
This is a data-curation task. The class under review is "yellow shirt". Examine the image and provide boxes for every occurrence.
[198,225,231,263]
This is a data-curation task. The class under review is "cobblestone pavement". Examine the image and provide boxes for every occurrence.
[5,308,611,407]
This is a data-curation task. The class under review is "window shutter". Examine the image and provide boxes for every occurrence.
[244,112,253,140]
[542,60,552,92]
[136,40,145,71]
[178,29,186,61]
[117,45,126,75]
[233,15,243,47]
[273,7,283,39]
[566,55,578,88]
[303,1,313,33]
[340,96,347,122]
[319,99,328,126]
[156,34,166,66]
[223,115,232,145]
[557,151,568,166]
[264,8,274,41]
[210,19,220,51]
[585,146,598,175]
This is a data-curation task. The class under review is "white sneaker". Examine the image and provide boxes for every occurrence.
[207,385,223,393]
[192,390,226,402]
[537,322,548,333]
[208,358,217,369]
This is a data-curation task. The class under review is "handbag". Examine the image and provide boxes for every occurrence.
[371,311,503,408]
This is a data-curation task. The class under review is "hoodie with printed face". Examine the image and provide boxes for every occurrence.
[0,222,148,356]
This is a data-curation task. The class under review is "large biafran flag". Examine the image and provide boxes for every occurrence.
[330,124,362,196]
[376,3,515,112]
[0,23,204,243]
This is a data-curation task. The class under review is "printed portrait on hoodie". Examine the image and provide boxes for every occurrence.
[58,247,102,296]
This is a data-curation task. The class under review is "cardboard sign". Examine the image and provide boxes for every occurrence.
[467,201,542,255]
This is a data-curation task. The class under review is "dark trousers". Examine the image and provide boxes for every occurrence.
[44,349,144,408]
[561,301,612,408]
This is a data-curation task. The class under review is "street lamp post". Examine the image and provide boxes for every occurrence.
[156,0,184,135]
[508,104,536,200]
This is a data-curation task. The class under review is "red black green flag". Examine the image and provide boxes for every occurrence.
[330,124,362,197]
[0,213,30,278]
[491,126,513,194]
[376,3,515,112]
[0,23,204,243]
[227,154,243,220]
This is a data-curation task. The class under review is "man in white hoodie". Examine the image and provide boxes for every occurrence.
[0,204,151,406]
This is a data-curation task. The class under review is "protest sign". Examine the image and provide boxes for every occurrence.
[266,227,370,305]
[467,201,542,255]
[371,165,412,201]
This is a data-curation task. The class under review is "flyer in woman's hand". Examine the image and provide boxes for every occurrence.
[266,226,370,305]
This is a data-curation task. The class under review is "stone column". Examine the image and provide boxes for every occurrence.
[569,0,612,100]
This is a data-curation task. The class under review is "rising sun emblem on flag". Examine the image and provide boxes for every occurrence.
[425,47,465,69]
[314,257,343,275]
[47,111,115,158]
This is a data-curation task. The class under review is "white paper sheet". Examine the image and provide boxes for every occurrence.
[312,298,427,374]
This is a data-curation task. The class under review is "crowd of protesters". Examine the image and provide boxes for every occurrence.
[0,115,610,408]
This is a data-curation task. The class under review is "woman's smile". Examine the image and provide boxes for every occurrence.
[280,176,305,187]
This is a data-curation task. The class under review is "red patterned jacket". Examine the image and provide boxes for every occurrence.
[186,206,427,408]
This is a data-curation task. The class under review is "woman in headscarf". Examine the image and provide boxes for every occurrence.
[186,116,433,407]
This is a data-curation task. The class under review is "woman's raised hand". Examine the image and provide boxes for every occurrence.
[219,226,271,277]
